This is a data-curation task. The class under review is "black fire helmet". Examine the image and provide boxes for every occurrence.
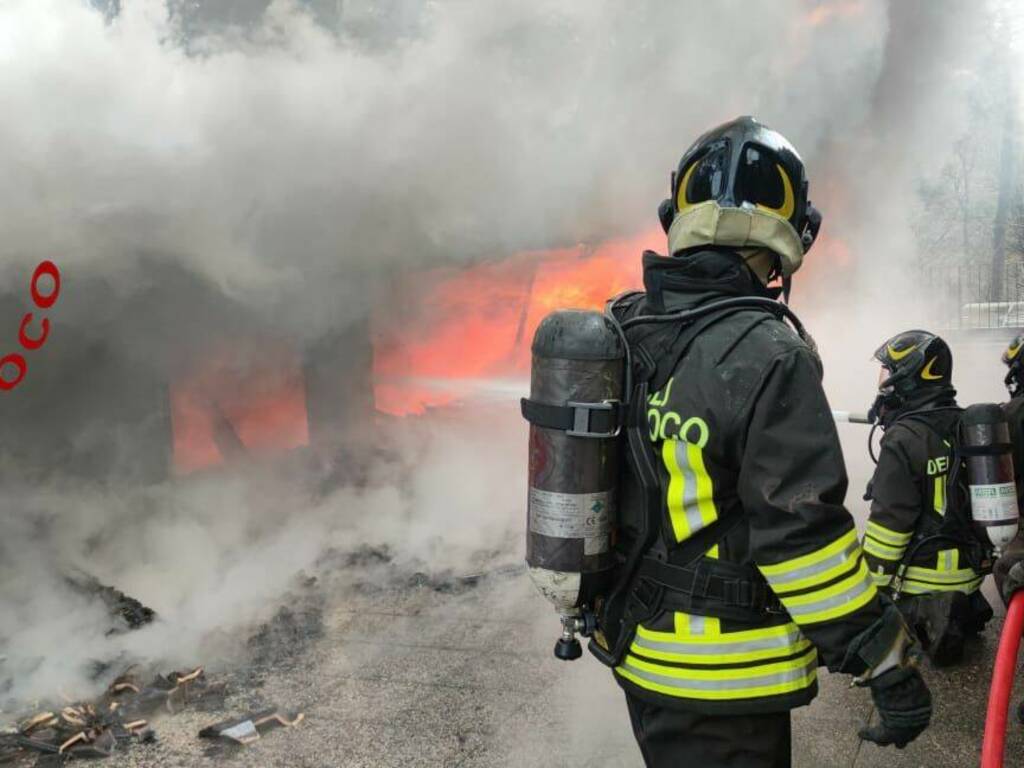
[657,116,822,259]
[873,330,953,395]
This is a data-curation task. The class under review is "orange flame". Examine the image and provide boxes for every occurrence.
[170,344,309,474]
[373,227,661,415]
[170,222,853,468]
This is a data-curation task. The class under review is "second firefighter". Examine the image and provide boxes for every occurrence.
[861,330,993,666]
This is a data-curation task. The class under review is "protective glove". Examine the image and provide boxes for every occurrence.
[993,534,1024,605]
[858,666,932,749]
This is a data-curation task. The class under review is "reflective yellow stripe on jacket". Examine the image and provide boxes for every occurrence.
[901,548,983,595]
[759,528,877,624]
[616,613,817,701]
[662,435,717,543]
[863,520,912,561]
[862,521,913,588]
[617,647,818,701]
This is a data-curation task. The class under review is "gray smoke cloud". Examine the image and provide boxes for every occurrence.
[0,0,1009,713]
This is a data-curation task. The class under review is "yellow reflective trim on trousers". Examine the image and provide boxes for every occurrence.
[758,528,858,580]
[615,648,818,701]
[779,560,878,624]
[865,521,913,547]
[662,438,718,544]
[863,535,906,561]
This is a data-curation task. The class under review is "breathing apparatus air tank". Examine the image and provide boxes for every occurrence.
[521,309,624,661]
[961,403,1020,552]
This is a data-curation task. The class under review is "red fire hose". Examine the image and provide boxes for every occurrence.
[981,591,1024,767]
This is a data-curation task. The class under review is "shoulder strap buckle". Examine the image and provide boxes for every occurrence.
[566,400,621,438]
[520,398,621,438]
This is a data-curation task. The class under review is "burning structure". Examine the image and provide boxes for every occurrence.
[0,231,651,483]
[0,0,1022,765]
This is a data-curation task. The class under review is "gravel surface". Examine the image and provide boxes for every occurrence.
[5,561,1023,767]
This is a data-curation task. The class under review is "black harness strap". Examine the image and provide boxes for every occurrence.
[637,552,785,619]
[520,398,620,438]
[958,443,1013,456]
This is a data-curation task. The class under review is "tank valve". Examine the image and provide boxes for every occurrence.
[553,611,597,661]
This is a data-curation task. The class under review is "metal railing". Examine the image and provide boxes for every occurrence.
[921,262,1024,332]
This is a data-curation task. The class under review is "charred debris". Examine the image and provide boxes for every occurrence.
[0,546,520,764]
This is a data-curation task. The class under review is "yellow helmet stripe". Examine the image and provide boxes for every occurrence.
[887,343,917,361]
[1007,340,1023,360]
[676,161,699,213]
[921,357,943,381]
[755,164,795,221]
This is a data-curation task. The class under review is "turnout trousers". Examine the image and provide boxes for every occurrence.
[624,691,792,768]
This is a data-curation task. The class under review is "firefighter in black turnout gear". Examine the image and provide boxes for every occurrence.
[861,331,993,666]
[995,334,1024,722]
[595,117,931,767]
[1001,333,1024,504]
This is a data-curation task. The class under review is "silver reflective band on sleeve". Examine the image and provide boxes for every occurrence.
[765,537,859,588]
[865,522,913,547]
[780,565,876,623]
[863,537,906,561]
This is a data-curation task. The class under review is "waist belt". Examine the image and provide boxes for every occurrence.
[632,555,786,623]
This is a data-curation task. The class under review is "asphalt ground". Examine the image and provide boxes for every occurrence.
[63,569,1024,768]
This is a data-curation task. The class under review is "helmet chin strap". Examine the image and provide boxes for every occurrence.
[736,248,790,302]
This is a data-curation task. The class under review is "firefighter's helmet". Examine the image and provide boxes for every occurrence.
[874,330,953,395]
[1002,333,1024,398]
[658,116,822,277]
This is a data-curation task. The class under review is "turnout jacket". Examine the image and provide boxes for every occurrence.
[862,400,984,596]
[611,249,883,715]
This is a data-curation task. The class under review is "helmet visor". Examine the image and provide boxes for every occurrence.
[676,140,796,223]
[677,140,730,211]
[735,144,795,220]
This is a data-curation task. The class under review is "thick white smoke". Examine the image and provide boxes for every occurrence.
[0,0,1011,713]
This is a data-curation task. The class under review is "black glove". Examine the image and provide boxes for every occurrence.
[859,667,932,749]
[994,534,1024,605]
